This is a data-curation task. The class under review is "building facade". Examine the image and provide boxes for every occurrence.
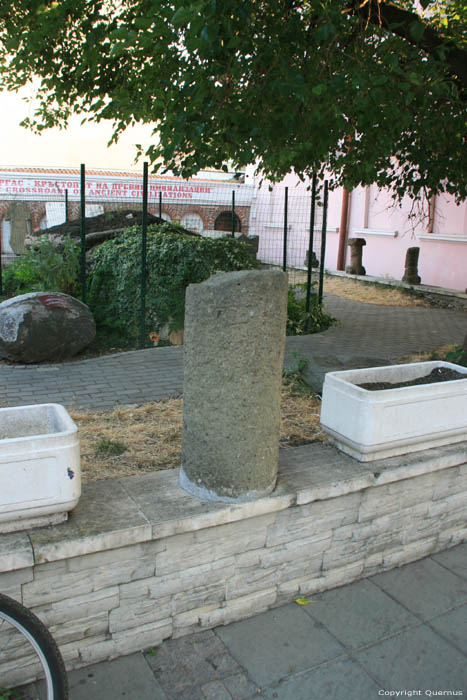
[0,168,254,260]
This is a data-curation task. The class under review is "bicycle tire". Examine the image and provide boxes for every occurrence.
[0,592,68,700]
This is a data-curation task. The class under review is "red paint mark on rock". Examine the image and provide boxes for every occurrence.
[37,294,70,310]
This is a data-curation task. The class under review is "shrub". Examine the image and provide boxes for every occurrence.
[2,235,80,298]
[87,223,259,342]
[444,345,467,367]
[286,285,335,335]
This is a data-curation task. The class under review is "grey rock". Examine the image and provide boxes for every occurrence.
[0,292,96,363]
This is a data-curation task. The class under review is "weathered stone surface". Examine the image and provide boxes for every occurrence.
[35,588,120,628]
[28,477,152,563]
[155,514,275,575]
[197,589,277,629]
[0,531,34,572]
[304,249,319,268]
[79,619,173,664]
[0,292,96,363]
[402,246,421,284]
[345,237,366,275]
[180,269,288,502]
[109,595,173,633]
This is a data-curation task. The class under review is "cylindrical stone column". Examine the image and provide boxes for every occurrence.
[402,247,421,284]
[345,237,366,275]
[180,269,288,503]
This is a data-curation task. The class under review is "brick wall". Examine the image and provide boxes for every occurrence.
[0,200,251,236]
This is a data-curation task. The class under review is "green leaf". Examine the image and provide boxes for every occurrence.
[134,18,153,30]
[409,21,425,42]
[172,7,192,27]
[312,84,327,96]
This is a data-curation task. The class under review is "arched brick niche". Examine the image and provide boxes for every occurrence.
[214,211,242,233]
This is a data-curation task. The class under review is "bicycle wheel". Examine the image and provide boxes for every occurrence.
[0,593,68,700]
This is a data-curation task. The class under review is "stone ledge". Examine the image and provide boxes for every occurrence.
[1,440,466,569]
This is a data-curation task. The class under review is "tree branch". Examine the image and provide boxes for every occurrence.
[346,1,467,90]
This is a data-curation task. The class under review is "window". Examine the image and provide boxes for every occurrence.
[181,213,204,233]
[214,211,241,233]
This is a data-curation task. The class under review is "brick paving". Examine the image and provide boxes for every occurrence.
[0,294,465,410]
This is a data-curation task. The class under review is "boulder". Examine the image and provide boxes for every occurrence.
[0,293,96,363]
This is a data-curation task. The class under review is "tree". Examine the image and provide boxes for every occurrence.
[0,0,466,201]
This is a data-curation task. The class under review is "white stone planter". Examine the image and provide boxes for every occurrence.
[0,403,81,533]
[320,361,467,462]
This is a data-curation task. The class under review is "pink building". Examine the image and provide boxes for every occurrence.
[251,172,467,293]
[1,166,466,293]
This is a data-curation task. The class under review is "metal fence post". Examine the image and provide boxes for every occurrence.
[231,190,235,237]
[64,189,68,223]
[140,162,149,348]
[80,164,86,303]
[158,191,162,220]
[305,174,317,331]
[318,181,329,305]
[282,187,288,271]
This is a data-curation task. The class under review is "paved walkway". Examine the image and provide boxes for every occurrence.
[1,295,465,410]
[66,544,467,699]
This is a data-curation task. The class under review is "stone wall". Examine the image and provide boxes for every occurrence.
[0,441,466,682]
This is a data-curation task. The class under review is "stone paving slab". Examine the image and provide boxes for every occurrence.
[370,554,467,619]
[261,657,381,700]
[63,546,466,700]
[354,622,467,692]
[300,577,419,650]
[428,605,467,655]
[216,603,347,687]
[432,543,467,580]
[68,652,168,699]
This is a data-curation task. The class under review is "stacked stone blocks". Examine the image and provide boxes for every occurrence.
[0,443,465,681]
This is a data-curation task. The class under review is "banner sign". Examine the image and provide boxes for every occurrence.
[0,172,254,205]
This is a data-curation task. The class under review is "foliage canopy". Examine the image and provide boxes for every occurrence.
[1,0,466,200]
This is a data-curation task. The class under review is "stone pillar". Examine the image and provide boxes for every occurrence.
[345,238,366,275]
[9,203,31,254]
[180,269,288,503]
[304,250,319,268]
[402,247,421,285]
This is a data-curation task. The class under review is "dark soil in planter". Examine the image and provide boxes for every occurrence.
[358,367,467,391]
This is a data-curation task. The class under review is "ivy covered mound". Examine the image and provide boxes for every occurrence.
[87,223,259,343]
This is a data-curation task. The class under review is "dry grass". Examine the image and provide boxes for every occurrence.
[287,270,430,307]
[396,344,458,365]
[43,274,459,483]
[322,275,431,307]
[70,382,326,483]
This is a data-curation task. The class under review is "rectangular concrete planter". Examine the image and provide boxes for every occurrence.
[0,403,81,532]
[320,361,467,461]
